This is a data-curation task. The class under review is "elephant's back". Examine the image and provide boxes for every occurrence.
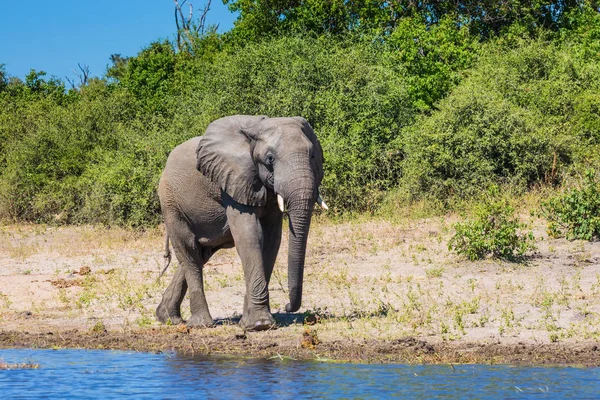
[159,136,220,204]
[165,136,201,171]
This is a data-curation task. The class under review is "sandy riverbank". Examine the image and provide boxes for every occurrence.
[1,217,599,365]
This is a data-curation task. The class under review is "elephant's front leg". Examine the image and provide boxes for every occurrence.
[226,206,275,331]
[261,211,283,288]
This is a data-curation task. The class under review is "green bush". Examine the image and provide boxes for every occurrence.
[542,170,600,241]
[2,10,600,227]
[0,35,418,223]
[0,75,165,226]
[448,188,536,261]
[399,37,600,202]
[168,35,420,212]
[386,15,477,111]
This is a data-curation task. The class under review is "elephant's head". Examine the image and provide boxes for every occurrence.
[195,115,326,313]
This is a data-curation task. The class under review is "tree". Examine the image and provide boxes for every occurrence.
[106,54,130,83]
[114,41,178,112]
[173,0,218,54]
[65,63,90,90]
[0,64,7,92]
[224,0,598,41]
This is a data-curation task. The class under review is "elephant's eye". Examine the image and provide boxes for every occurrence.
[265,153,275,166]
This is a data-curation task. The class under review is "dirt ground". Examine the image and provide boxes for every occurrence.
[1,215,600,365]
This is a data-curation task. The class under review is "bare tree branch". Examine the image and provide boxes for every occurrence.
[197,0,212,34]
[174,0,186,42]
[174,6,182,51]
[76,63,90,86]
[66,63,90,90]
[174,0,185,23]
[65,76,77,90]
[173,0,214,53]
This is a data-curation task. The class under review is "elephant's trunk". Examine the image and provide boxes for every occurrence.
[278,159,316,313]
[285,203,314,313]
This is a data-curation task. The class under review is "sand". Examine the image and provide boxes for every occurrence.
[1,216,599,365]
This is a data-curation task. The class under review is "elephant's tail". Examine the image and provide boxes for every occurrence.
[159,234,172,278]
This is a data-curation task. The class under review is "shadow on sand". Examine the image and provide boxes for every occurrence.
[211,306,392,329]
[212,312,306,328]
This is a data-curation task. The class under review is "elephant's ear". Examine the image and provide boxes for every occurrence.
[196,115,268,206]
[293,117,325,186]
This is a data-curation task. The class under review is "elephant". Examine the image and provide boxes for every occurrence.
[155,115,327,331]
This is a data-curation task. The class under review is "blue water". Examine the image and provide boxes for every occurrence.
[0,349,598,399]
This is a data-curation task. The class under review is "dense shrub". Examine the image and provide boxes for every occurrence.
[111,41,179,114]
[1,35,424,222]
[542,171,600,241]
[399,37,600,202]
[0,76,165,226]
[1,5,600,227]
[386,15,477,111]
[176,36,416,212]
[448,188,536,261]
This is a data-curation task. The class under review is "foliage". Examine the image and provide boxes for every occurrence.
[542,171,600,240]
[1,3,600,226]
[225,0,390,41]
[448,188,536,261]
[160,35,418,212]
[399,36,600,202]
[224,0,595,40]
[110,41,179,113]
[2,34,423,222]
[386,15,477,111]
[0,74,164,226]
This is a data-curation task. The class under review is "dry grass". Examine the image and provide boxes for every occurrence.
[1,213,599,355]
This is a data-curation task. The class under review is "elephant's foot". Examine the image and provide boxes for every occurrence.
[240,309,276,331]
[156,303,184,325]
[187,312,214,328]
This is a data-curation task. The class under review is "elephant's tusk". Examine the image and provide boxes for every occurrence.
[277,194,285,212]
[317,193,329,210]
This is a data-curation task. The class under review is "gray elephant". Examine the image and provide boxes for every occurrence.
[155,115,327,331]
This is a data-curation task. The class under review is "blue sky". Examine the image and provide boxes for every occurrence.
[0,0,237,81]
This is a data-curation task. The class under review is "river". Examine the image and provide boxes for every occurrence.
[1,349,598,398]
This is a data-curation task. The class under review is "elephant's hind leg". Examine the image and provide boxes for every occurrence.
[156,214,214,328]
[169,233,214,328]
[156,266,187,325]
